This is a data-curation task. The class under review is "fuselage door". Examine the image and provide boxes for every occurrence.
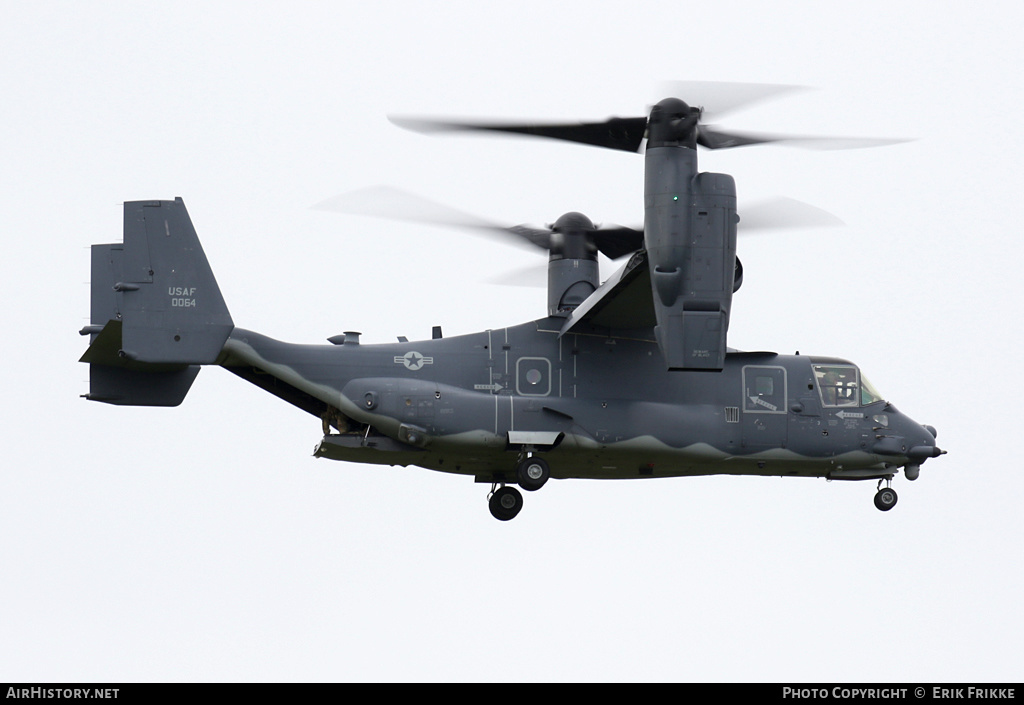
[741,365,788,449]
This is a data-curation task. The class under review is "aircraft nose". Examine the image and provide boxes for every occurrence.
[907,423,946,462]
[902,423,946,481]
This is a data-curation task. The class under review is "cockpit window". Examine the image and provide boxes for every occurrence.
[814,365,863,407]
[860,374,884,405]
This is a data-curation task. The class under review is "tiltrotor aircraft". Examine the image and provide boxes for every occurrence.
[79,85,945,520]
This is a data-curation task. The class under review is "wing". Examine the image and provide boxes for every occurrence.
[558,251,656,338]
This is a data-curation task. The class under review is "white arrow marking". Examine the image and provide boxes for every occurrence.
[749,396,778,411]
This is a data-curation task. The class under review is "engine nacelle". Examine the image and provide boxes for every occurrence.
[644,149,738,371]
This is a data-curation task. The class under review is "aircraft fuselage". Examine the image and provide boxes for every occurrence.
[221,319,937,485]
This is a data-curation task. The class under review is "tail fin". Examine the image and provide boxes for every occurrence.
[80,198,233,406]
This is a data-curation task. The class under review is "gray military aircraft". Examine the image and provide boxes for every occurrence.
[80,86,945,520]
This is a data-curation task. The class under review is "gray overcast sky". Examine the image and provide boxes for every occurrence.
[2,0,1021,682]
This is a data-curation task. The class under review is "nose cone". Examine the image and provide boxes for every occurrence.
[549,212,598,261]
[907,422,946,462]
[876,416,945,482]
[652,97,692,119]
[648,98,700,146]
[552,212,595,233]
[872,414,946,463]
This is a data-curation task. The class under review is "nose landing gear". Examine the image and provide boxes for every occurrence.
[873,479,898,511]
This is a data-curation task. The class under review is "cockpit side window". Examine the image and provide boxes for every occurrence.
[813,365,861,407]
[742,365,787,414]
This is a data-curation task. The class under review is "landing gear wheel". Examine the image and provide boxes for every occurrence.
[489,486,524,521]
[874,487,898,511]
[516,456,550,492]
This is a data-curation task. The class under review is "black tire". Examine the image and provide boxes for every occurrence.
[489,486,524,521]
[516,456,550,492]
[874,487,898,511]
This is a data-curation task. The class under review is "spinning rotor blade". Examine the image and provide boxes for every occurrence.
[739,197,845,232]
[389,116,648,153]
[313,186,550,253]
[316,186,498,230]
[486,265,549,288]
[317,187,839,259]
[313,187,643,260]
[390,81,805,153]
[659,81,807,119]
[698,125,911,150]
[392,81,908,153]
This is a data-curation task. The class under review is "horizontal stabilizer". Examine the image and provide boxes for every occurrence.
[84,363,201,406]
[80,321,201,406]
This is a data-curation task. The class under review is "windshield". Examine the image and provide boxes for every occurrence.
[813,364,883,407]
[860,374,884,405]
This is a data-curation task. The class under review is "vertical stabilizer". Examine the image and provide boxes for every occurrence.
[80,198,233,405]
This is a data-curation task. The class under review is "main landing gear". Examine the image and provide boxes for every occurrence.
[516,456,550,492]
[487,454,551,520]
[874,479,898,512]
[488,484,523,521]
